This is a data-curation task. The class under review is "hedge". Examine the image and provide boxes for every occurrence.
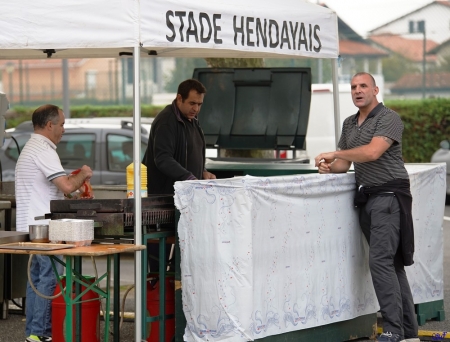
[5,104,164,129]
[5,100,450,163]
[387,99,450,162]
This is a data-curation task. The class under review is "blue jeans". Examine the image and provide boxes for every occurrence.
[25,255,63,337]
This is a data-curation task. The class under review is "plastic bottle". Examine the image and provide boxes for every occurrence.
[126,163,148,198]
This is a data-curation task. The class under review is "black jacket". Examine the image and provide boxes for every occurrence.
[142,101,206,195]
[354,178,414,266]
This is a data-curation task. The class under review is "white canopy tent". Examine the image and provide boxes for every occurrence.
[0,0,339,339]
[141,0,338,58]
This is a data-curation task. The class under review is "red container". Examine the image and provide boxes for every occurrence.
[146,275,175,342]
[52,276,100,342]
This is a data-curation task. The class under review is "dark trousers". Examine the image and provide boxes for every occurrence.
[359,194,418,338]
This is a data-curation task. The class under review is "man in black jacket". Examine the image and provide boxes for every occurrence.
[142,79,216,273]
[143,78,215,195]
[314,72,419,342]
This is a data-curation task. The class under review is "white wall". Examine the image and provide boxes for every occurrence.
[370,3,450,44]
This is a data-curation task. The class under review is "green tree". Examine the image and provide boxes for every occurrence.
[205,58,264,68]
[164,58,208,92]
[264,58,332,83]
[436,53,450,72]
[382,54,419,82]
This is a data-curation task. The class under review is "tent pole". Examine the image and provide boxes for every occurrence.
[331,58,341,148]
[62,59,70,118]
[133,45,144,342]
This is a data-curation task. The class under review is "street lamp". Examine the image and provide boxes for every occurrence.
[418,20,426,100]
[410,20,426,99]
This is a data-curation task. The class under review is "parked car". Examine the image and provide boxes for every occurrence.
[0,117,152,185]
[430,140,450,202]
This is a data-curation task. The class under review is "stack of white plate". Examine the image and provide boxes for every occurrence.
[49,219,94,246]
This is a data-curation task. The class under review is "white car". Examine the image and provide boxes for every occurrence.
[0,117,152,185]
[430,140,450,202]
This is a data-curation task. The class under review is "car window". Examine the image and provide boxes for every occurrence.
[5,134,31,161]
[107,134,147,171]
[58,133,96,169]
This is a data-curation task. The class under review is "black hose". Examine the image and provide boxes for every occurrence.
[11,298,23,309]
[10,135,21,155]
[0,135,21,182]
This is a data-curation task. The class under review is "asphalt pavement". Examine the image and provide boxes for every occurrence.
[1,206,449,342]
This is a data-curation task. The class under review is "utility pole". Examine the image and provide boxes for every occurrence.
[418,20,426,99]
[409,20,426,99]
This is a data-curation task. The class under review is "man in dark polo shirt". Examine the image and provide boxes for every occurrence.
[314,72,419,342]
[143,78,216,195]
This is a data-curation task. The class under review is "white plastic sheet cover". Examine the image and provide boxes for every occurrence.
[406,163,446,304]
[175,172,377,341]
[0,0,138,50]
[174,163,445,341]
[141,0,339,58]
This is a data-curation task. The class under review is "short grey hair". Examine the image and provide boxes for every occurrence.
[32,104,61,129]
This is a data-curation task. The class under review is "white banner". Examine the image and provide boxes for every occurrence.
[141,0,339,58]
[174,163,445,341]
[0,0,138,50]
[0,0,337,59]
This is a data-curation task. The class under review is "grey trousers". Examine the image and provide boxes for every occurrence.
[359,194,418,338]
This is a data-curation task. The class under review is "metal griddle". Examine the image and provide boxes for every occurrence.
[47,195,175,238]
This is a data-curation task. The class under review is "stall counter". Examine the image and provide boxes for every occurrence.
[174,163,446,341]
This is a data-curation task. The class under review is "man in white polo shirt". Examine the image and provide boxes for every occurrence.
[15,104,93,342]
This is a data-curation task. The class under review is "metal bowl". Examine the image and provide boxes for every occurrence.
[29,225,50,243]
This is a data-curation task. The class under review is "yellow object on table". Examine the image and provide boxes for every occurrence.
[126,163,147,198]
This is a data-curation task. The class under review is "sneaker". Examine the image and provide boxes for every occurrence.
[377,332,405,342]
[26,336,52,342]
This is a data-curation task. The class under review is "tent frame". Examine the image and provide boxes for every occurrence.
[130,49,341,340]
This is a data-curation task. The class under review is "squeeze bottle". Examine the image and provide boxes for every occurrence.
[126,163,148,198]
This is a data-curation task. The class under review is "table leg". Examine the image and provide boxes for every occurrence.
[50,254,114,342]
[104,255,111,342]
[113,253,120,342]
[141,231,174,342]
[142,235,148,340]
[74,257,82,342]
[65,256,74,342]
[159,237,166,342]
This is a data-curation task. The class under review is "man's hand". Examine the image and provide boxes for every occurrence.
[314,153,335,166]
[314,152,336,174]
[79,165,93,181]
[53,165,93,195]
[203,170,216,180]
[314,152,352,174]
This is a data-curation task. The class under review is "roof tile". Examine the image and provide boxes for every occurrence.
[339,39,389,57]
[369,34,438,62]
[392,72,450,90]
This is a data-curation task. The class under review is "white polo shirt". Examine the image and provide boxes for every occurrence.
[15,133,66,232]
